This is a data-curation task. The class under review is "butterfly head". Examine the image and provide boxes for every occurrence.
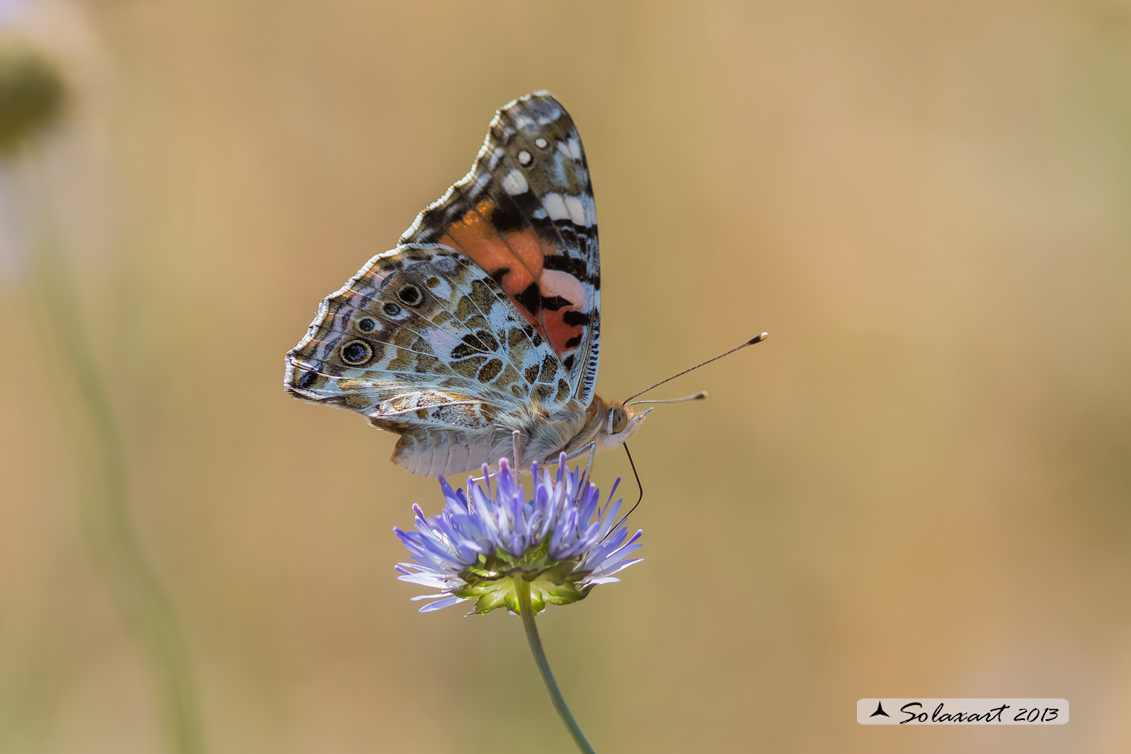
[592,397,652,452]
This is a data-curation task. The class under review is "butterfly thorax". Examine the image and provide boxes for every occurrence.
[481,393,647,473]
[491,396,587,463]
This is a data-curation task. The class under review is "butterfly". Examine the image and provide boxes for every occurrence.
[283,92,651,477]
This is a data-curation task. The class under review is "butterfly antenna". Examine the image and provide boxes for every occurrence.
[628,391,708,406]
[623,332,769,404]
[606,442,644,537]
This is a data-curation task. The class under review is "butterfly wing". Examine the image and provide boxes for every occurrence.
[285,93,602,476]
[284,244,574,475]
[400,92,602,407]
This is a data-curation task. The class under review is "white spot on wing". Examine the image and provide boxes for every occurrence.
[558,138,582,160]
[564,195,587,226]
[518,150,532,166]
[501,169,529,195]
[544,193,569,220]
[535,137,548,149]
[541,269,588,310]
[426,278,452,299]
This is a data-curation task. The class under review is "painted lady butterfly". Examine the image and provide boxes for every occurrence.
[284,92,649,477]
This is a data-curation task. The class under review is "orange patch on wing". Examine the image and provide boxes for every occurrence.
[440,204,577,339]
[438,203,587,356]
[440,204,550,295]
[440,201,523,281]
[540,308,581,355]
[500,230,549,280]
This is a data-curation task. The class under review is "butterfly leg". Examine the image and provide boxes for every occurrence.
[559,442,596,467]
[471,439,591,484]
[578,441,597,491]
[552,442,598,488]
[467,431,525,485]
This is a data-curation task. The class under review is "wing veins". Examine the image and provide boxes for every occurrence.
[418,241,543,389]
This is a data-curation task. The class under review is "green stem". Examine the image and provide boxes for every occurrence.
[515,580,597,754]
[20,149,204,754]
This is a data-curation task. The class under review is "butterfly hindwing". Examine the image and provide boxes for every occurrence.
[284,244,573,428]
[400,92,602,407]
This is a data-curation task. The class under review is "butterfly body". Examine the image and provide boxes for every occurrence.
[284,93,647,477]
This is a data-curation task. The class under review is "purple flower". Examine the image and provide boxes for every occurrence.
[394,454,643,615]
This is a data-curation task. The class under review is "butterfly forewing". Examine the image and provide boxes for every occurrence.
[400,92,601,406]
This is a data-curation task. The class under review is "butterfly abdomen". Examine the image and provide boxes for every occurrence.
[392,429,496,477]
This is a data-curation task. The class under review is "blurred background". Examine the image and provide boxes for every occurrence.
[2,1,1130,752]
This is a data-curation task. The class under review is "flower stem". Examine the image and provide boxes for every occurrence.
[516,579,597,754]
[19,147,204,754]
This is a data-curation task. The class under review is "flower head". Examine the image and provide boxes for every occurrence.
[394,454,643,615]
